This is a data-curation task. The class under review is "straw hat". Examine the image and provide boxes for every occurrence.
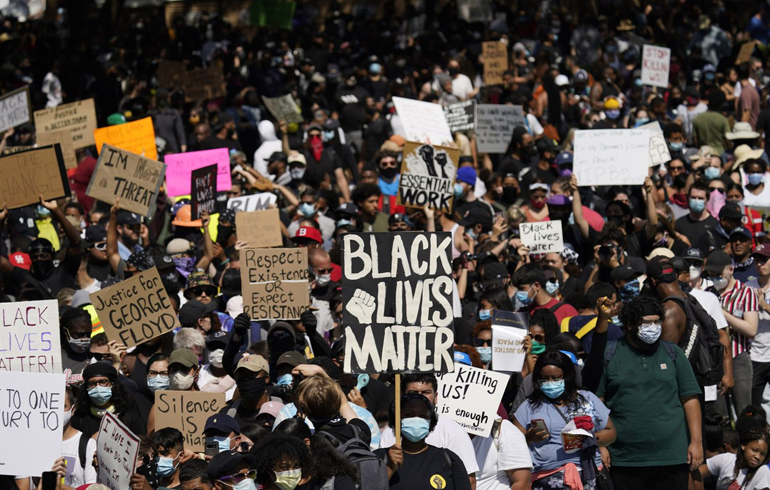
[726,122,760,141]
[616,20,636,31]
[732,144,765,170]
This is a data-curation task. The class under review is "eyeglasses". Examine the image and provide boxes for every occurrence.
[473,338,491,347]
[86,379,113,389]
[148,370,169,379]
[218,470,257,485]
[530,333,545,343]
[380,159,398,168]
[190,286,217,297]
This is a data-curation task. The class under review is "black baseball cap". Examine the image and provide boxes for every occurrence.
[221,269,242,297]
[646,256,677,282]
[719,202,742,221]
[482,262,509,288]
[610,265,640,282]
[684,248,704,263]
[729,227,752,241]
[388,213,413,227]
[84,225,107,248]
[117,211,141,226]
[705,250,733,273]
[179,300,218,325]
[457,205,493,229]
[207,451,255,482]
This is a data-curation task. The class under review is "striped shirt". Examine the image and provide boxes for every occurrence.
[720,280,759,357]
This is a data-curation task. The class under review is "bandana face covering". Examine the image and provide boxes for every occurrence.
[309,135,324,161]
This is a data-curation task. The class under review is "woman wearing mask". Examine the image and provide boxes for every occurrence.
[147,349,200,435]
[524,310,560,376]
[514,351,616,489]
[698,428,770,489]
[478,287,515,322]
[253,433,311,490]
[377,393,472,490]
[146,353,170,397]
[522,183,550,222]
[472,321,493,368]
[726,183,764,236]
[198,334,237,400]
[733,158,770,215]
[51,387,97,488]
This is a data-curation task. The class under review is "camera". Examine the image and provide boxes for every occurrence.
[598,244,616,259]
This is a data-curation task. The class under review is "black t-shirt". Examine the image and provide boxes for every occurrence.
[11,254,79,299]
[374,445,471,490]
[366,78,390,100]
[675,214,719,248]
[88,260,112,282]
[757,107,770,148]
[362,118,392,161]
[518,164,560,198]
[301,148,341,189]
[334,86,371,132]
[200,136,243,153]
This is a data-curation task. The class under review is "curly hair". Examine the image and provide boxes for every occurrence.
[733,428,770,485]
[252,433,311,486]
[618,296,665,331]
[73,377,132,420]
[530,309,560,346]
[471,320,491,339]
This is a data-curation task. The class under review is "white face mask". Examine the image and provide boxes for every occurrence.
[315,274,331,287]
[208,349,224,368]
[689,265,701,281]
[63,408,72,427]
[169,372,195,390]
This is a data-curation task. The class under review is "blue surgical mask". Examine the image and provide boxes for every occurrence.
[515,289,534,307]
[748,173,764,186]
[539,379,566,399]
[147,375,169,392]
[157,455,179,476]
[637,322,662,344]
[634,78,643,87]
[605,109,620,120]
[454,183,464,198]
[290,168,306,181]
[206,435,231,453]
[299,203,316,217]
[466,228,477,241]
[689,198,706,213]
[545,281,560,295]
[633,117,649,127]
[477,346,492,364]
[88,386,113,406]
[705,166,720,180]
[402,417,431,442]
[669,142,684,152]
[277,373,293,386]
[620,279,640,302]
[478,309,491,321]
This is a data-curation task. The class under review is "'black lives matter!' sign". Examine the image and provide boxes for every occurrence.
[191,164,217,220]
[342,232,455,374]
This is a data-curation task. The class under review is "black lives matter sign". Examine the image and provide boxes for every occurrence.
[191,164,217,220]
[342,232,455,374]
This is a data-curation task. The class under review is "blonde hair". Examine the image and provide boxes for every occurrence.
[506,205,526,228]
[295,376,342,421]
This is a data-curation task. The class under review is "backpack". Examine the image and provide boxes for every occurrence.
[560,317,598,339]
[317,424,389,490]
[663,294,724,386]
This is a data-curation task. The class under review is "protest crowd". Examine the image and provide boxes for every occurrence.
[10,0,770,489]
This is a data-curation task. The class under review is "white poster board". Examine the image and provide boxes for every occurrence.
[519,221,564,254]
[436,365,510,436]
[0,371,65,477]
[227,192,277,212]
[491,311,529,373]
[573,129,650,186]
[392,97,453,146]
[0,86,30,134]
[642,45,671,89]
[0,300,61,373]
[475,104,527,154]
[640,121,671,167]
[97,412,140,490]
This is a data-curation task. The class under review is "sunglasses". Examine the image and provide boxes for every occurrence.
[219,470,257,484]
[709,187,725,194]
[190,286,217,297]
[93,242,107,251]
[530,334,545,343]
[473,338,491,347]
[380,159,398,168]
[756,255,770,265]
[315,267,333,275]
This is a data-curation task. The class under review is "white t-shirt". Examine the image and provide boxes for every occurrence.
[746,280,770,362]
[472,420,532,490]
[61,432,98,487]
[706,452,770,490]
[452,74,475,100]
[690,288,728,329]
[380,416,480,474]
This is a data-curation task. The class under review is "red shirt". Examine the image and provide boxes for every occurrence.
[532,298,579,325]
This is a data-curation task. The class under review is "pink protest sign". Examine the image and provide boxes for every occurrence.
[164,148,232,196]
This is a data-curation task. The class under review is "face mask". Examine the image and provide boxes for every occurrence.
[88,386,112,406]
[173,256,196,275]
[68,337,90,354]
[669,142,684,152]
[634,117,649,128]
[689,265,701,280]
[208,349,224,368]
[620,279,641,302]
[529,199,545,210]
[157,455,179,477]
[274,469,302,490]
[637,322,662,344]
[206,435,231,453]
[232,480,256,490]
[539,379,566,399]
[315,274,331,287]
[448,67,459,76]
[516,289,534,307]
[169,372,195,390]
[236,376,267,401]
[290,167,306,180]
[713,276,729,290]
[478,309,491,321]
[454,183,464,198]
[689,198,706,213]
[299,203,317,217]
[545,281,560,295]
[309,135,324,161]
[748,173,764,186]
[32,259,55,277]
[653,233,669,248]
[476,346,492,364]
[605,109,620,120]
[611,315,622,326]
[217,225,234,245]
[147,375,169,392]
[380,166,398,179]
[63,408,72,426]
[502,186,518,204]
[531,340,546,355]
[277,373,293,387]
[323,130,335,142]
[705,166,720,180]
[401,417,431,442]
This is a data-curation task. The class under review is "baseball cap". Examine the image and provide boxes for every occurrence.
[336,203,359,218]
[482,262,509,288]
[276,351,307,368]
[207,451,256,482]
[257,401,285,419]
[166,238,192,256]
[152,251,175,271]
[454,351,472,366]
[610,265,640,282]
[647,256,677,282]
[117,211,141,226]
[204,414,240,435]
[236,352,269,374]
[555,151,573,166]
[178,299,217,325]
[292,226,322,244]
[9,252,30,270]
[187,271,215,289]
[206,330,230,351]
[457,205,493,229]
[388,213,413,227]
[456,166,477,186]
[574,69,588,83]
[168,348,199,369]
[729,227,752,241]
[226,296,243,317]
[719,202,743,221]
[288,153,307,166]
[555,74,570,87]
[753,243,770,259]
[85,225,107,246]
[684,248,705,263]
[705,250,732,273]
[646,247,675,261]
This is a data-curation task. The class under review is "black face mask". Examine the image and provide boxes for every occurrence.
[236,377,266,401]
[217,225,234,245]
[31,259,55,278]
[607,216,623,226]
[502,186,518,204]
[380,166,398,179]
[448,67,459,76]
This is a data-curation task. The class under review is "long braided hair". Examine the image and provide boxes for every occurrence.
[733,428,770,485]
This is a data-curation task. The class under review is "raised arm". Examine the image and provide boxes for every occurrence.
[40,195,81,254]
[107,200,122,273]
[643,176,659,240]
[570,175,590,239]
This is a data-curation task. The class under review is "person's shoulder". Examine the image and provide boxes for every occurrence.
[436,414,470,437]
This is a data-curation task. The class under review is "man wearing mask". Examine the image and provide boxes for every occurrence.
[593,96,624,129]
[665,123,688,160]
[200,113,243,153]
[333,71,372,157]
[374,150,405,215]
[518,138,561,198]
[729,227,760,283]
[83,225,110,284]
[287,189,334,242]
[513,264,578,324]
[220,351,271,428]
[286,152,309,195]
[296,124,351,202]
[447,58,476,100]
[675,181,718,246]
[598,296,702,489]
[696,202,746,253]
[152,429,187,489]
[705,250,759,418]
[0,198,82,299]
[455,166,491,217]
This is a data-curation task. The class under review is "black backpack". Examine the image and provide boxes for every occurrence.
[664,294,724,386]
[316,424,389,490]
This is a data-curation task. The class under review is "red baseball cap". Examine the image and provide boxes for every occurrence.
[9,252,31,270]
[292,226,322,244]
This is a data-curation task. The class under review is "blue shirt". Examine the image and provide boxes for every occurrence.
[378,175,400,197]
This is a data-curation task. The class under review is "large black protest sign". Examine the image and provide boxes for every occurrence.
[342,232,455,374]
[444,101,475,132]
[191,164,217,220]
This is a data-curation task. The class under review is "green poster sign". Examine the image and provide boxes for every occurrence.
[251,0,296,30]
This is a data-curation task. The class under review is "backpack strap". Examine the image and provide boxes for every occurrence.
[226,399,241,418]
[441,448,454,468]
[548,301,565,314]
[560,316,571,333]
[79,432,89,470]
[575,318,598,339]
[661,341,679,366]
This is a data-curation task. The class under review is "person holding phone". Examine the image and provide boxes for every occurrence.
[513,351,616,489]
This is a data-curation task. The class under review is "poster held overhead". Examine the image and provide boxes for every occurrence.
[234,208,283,248]
[0,145,70,209]
[482,41,508,85]
[262,95,304,124]
[227,192,277,212]
[0,85,31,133]
[475,104,526,154]
[165,148,232,197]
[641,45,671,88]
[191,164,218,220]
[37,129,78,169]
[397,141,459,213]
[33,98,98,149]
[93,117,158,160]
[392,97,453,146]
[444,101,476,132]
[573,129,649,186]
[436,365,510,436]
[640,121,671,167]
[519,221,564,254]
[0,299,61,373]
[240,248,309,321]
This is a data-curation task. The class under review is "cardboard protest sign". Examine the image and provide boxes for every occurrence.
[240,248,309,321]
[519,221,564,254]
[251,0,297,30]
[0,300,61,373]
[444,100,476,132]
[641,121,671,166]
[2,145,31,155]
[156,60,186,88]
[491,310,529,373]
[342,232,455,374]
[191,165,218,220]
[93,117,157,161]
[154,391,226,452]
[457,0,492,23]
[86,144,166,218]
[436,365,509,436]
[736,41,757,65]
[34,98,98,149]
[642,45,671,88]
[235,208,283,248]
[0,145,70,209]
[392,96,453,146]
[165,148,232,197]
[397,142,458,213]
[228,192,278,212]
[262,94,303,124]
[0,371,65,477]
[0,86,30,133]
[90,267,179,349]
[475,104,526,153]
[37,129,77,169]
[183,66,227,103]
[482,41,508,85]
[573,129,649,186]
[96,412,140,490]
